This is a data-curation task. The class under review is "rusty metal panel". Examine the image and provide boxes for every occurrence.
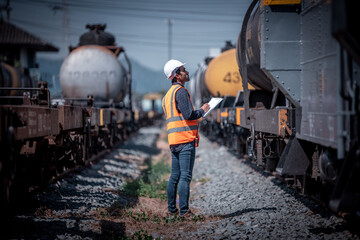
[240,108,288,136]
[254,108,285,136]
[216,109,220,123]
[100,108,112,126]
[117,109,125,123]
[58,105,83,130]
[124,109,132,122]
[90,107,100,126]
[114,109,125,123]
[278,109,290,136]
[1,105,59,140]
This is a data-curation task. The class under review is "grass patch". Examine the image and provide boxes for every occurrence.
[119,229,157,240]
[120,158,171,200]
[197,177,211,184]
[110,207,205,225]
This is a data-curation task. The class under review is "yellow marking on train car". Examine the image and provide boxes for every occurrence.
[134,110,139,121]
[100,109,104,126]
[236,108,243,126]
[221,110,229,118]
[264,0,301,5]
[217,109,220,123]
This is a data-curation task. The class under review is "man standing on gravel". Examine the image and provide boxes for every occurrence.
[162,59,210,217]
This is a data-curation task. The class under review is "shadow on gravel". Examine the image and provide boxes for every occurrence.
[214,207,277,219]
[99,220,127,239]
[118,144,160,156]
[309,221,360,238]
[2,217,126,239]
[228,148,360,238]
[227,152,337,219]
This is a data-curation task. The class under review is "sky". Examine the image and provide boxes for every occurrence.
[3,0,252,75]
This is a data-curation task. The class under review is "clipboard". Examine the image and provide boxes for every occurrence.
[203,97,223,117]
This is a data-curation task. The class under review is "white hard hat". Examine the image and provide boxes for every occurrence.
[163,59,186,79]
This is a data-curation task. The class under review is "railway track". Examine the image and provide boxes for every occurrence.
[2,122,359,239]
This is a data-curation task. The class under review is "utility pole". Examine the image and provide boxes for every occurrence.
[62,0,69,58]
[0,0,11,20]
[167,18,173,60]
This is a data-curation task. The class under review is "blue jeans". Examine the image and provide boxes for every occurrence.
[167,141,195,215]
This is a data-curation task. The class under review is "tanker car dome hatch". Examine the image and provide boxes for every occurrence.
[79,24,115,46]
[221,41,235,52]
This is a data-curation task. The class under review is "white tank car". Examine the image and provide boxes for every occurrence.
[60,45,127,102]
[188,62,209,109]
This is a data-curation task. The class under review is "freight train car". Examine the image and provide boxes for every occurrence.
[0,24,135,209]
[195,0,360,216]
[189,42,255,153]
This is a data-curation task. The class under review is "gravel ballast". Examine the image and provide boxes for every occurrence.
[188,134,359,240]
[3,124,359,239]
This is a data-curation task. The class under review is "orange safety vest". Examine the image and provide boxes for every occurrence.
[162,84,199,146]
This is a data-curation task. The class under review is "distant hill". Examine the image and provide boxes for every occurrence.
[37,58,63,97]
[130,58,168,94]
[37,56,168,98]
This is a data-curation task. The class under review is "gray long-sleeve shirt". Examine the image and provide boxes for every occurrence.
[170,82,204,152]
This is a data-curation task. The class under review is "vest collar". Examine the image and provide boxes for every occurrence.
[172,82,184,87]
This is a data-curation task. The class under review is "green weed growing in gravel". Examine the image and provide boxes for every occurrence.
[131,211,150,222]
[100,210,109,218]
[126,209,149,221]
[116,205,206,225]
[119,229,159,240]
[152,215,161,224]
[191,214,206,223]
[133,230,155,240]
[198,177,211,184]
[163,214,181,223]
[120,158,170,200]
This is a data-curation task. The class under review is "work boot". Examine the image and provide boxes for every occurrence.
[179,209,193,219]
[167,209,179,217]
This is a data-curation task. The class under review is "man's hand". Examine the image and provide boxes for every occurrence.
[201,103,210,113]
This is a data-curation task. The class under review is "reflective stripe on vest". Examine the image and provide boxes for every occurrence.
[167,125,198,134]
[162,84,199,145]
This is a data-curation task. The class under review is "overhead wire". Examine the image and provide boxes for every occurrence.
[14,0,245,23]
[9,0,248,56]
[11,18,237,44]
[15,0,246,16]
[11,18,231,50]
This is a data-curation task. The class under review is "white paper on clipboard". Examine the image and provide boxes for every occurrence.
[203,97,223,117]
